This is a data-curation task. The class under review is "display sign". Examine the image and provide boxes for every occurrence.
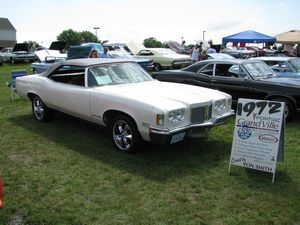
[229,98,285,183]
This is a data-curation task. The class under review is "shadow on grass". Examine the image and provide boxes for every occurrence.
[10,112,234,182]
[9,112,299,189]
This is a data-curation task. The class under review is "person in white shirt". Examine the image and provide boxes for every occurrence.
[190,44,200,63]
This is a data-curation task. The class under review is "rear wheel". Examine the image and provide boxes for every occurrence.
[32,96,53,122]
[271,97,295,122]
[110,115,142,153]
[153,63,161,71]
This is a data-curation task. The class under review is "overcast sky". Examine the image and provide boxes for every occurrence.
[2,0,300,47]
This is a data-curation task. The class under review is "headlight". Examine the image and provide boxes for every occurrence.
[168,109,185,124]
[213,99,227,116]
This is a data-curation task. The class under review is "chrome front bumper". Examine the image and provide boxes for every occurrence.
[149,110,235,144]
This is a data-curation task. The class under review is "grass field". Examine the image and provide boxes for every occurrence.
[0,63,300,225]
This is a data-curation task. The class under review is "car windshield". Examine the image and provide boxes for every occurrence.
[288,58,300,72]
[88,62,153,86]
[243,61,277,79]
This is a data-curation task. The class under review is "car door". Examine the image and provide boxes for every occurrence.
[43,66,91,121]
[210,63,264,104]
[192,63,215,88]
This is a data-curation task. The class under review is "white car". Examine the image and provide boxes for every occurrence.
[135,48,192,71]
[16,58,234,153]
[1,43,36,63]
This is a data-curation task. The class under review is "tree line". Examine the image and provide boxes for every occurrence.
[24,29,173,51]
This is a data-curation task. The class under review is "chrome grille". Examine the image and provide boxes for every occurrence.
[191,105,212,124]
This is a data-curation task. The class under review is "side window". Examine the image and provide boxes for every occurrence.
[198,64,214,76]
[138,50,153,56]
[228,65,244,78]
[271,62,292,72]
[264,61,275,66]
[48,65,85,86]
[279,62,293,72]
[215,64,234,77]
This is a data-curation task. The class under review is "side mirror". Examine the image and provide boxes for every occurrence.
[244,75,250,80]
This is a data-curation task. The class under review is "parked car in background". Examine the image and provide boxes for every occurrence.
[103,42,133,54]
[152,59,300,121]
[0,43,36,63]
[16,58,234,153]
[31,41,67,74]
[254,56,300,78]
[245,46,275,57]
[0,54,3,66]
[205,53,235,60]
[221,46,256,59]
[107,50,153,71]
[67,42,104,59]
[135,48,192,71]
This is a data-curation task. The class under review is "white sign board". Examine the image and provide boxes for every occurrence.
[229,98,285,183]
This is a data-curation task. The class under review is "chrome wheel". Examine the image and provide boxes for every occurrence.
[32,96,53,122]
[33,97,45,121]
[112,119,133,151]
[110,115,141,153]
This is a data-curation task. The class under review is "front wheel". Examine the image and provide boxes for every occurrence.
[110,115,142,153]
[32,96,53,122]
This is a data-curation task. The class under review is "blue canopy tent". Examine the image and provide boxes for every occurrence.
[222,30,276,45]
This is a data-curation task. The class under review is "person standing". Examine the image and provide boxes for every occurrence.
[89,49,99,58]
[190,44,200,63]
[101,47,109,58]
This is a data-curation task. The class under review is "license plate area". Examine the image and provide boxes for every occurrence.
[170,132,186,144]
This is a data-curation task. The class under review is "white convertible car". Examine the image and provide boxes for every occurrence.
[16,58,234,153]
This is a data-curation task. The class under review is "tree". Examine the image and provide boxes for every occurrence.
[57,29,99,49]
[143,37,165,48]
[23,40,41,52]
[57,29,83,49]
[80,31,98,43]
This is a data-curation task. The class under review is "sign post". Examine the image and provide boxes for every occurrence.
[229,98,285,183]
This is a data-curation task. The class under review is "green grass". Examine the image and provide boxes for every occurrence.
[0,63,300,225]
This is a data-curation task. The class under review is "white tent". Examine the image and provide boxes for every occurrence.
[276,29,300,44]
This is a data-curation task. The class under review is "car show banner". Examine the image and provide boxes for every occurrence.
[229,98,285,183]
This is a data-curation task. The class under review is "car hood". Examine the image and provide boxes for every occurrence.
[125,42,146,55]
[35,49,67,62]
[95,80,229,110]
[49,41,66,51]
[264,77,300,86]
[13,43,29,53]
[165,41,184,54]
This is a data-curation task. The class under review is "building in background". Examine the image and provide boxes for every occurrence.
[0,18,16,48]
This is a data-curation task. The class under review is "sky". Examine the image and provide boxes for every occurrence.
[2,0,300,47]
